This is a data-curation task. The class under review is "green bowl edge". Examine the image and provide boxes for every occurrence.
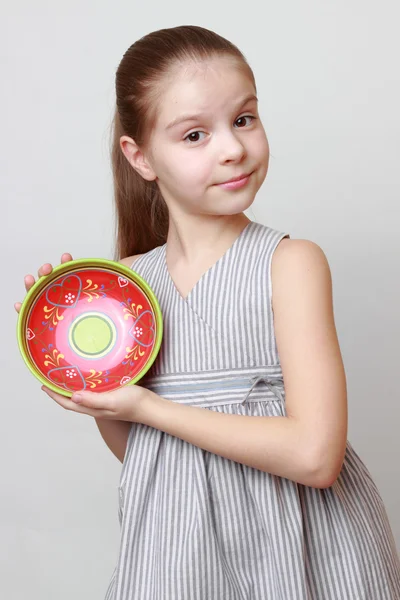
[16,257,164,397]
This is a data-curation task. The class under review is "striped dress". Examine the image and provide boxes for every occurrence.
[105,220,400,599]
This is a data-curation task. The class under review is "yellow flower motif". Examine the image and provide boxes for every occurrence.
[123,302,143,321]
[43,305,64,327]
[125,344,146,361]
[44,348,65,368]
[81,279,101,303]
[85,369,103,389]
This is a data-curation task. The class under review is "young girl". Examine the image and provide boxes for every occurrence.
[16,25,400,600]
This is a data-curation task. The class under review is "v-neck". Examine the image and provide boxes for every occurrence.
[164,221,254,303]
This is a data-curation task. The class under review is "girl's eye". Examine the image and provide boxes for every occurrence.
[234,115,255,128]
[184,131,207,144]
[183,115,256,144]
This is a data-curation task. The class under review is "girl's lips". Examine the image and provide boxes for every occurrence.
[217,172,253,190]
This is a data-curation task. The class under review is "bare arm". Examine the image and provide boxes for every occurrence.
[271,239,348,481]
[94,418,132,463]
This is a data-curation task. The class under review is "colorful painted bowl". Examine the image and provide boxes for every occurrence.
[16,258,163,397]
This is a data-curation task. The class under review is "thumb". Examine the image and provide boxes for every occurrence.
[71,390,110,408]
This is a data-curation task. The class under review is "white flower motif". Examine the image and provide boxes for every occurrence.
[65,293,76,304]
[135,326,143,338]
[66,369,77,379]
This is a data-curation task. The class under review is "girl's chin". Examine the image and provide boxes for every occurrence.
[208,197,257,217]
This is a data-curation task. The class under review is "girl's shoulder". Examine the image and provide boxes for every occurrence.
[119,253,144,269]
[272,237,328,267]
[271,237,332,313]
[118,243,164,270]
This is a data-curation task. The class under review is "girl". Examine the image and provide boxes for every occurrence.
[15,25,400,600]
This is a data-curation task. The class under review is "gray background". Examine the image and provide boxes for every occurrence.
[2,1,399,598]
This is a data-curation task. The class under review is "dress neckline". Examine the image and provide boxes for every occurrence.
[163,220,255,303]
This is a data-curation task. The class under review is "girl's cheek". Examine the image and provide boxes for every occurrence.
[254,132,270,156]
[180,165,204,182]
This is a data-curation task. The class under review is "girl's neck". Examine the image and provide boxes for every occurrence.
[165,213,252,265]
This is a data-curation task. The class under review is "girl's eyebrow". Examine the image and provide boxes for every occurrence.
[165,93,258,130]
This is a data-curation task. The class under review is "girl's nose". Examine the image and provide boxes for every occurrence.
[218,131,247,163]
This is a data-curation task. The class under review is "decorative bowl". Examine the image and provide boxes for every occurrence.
[16,258,163,397]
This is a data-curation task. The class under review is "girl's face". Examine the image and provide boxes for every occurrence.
[144,56,270,218]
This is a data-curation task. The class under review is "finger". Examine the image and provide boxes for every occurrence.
[36,255,72,280]
[14,302,22,313]
[38,263,53,279]
[24,274,36,292]
[70,389,114,411]
[41,386,101,417]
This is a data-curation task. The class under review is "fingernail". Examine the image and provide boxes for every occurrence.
[72,394,83,403]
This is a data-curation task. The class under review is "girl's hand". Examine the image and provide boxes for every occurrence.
[41,384,149,423]
[14,253,74,314]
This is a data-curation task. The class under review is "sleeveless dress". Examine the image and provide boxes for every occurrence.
[105,220,400,600]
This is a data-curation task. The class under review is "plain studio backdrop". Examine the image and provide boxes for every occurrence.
[2,1,399,598]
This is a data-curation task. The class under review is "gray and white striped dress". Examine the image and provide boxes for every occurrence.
[105,220,400,599]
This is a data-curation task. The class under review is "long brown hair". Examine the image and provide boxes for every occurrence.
[111,25,256,261]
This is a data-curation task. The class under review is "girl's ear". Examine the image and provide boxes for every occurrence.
[119,135,157,181]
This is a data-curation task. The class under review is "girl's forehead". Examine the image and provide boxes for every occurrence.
[165,56,247,93]
[157,60,255,128]
[168,54,239,80]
